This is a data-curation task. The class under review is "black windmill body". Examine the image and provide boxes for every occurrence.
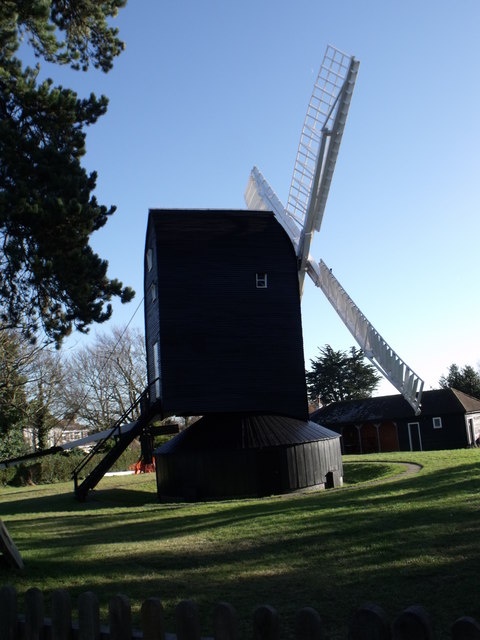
[145,209,341,500]
[144,209,307,420]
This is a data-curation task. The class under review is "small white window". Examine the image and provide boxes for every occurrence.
[150,283,157,302]
[433,417,442,429]
[256,272,268,288]
[146,248,153,271]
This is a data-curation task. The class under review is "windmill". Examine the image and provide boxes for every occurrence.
[64,45,425,502]
[244,45,424,415]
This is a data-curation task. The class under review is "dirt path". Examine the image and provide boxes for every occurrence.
[344,460,423,488]
[395,462,423,476]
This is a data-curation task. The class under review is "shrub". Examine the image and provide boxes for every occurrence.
[4,440,143,486]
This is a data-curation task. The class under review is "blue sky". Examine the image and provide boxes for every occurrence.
[29,0,480,395]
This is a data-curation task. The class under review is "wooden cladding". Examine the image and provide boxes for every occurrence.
[144,210,308,420]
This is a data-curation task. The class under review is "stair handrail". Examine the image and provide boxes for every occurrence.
[72,388,149,486]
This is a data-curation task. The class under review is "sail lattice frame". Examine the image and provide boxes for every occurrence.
[286,46,358,229]
[309,259,424,414]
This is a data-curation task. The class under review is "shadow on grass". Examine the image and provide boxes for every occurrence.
[0,457,416,516]
[3,461,479,554]
[4,459,480,531]
[3,458,480,639]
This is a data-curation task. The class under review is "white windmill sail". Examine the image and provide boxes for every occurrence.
[286,45,360,295]
[244,45,424,414]
[308,259,424,414]
[245,165,300,251]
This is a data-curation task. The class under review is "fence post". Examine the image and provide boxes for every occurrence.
[451,616,480,640]
[295,607,323,640]
[176,600,201,640]
[213,602,238,640]
[25,588,45,640]
[109,595,132,640]
[349,603,391,640]
[78,592,100,640]
[141,597,165,640]
[51,589,72,640]
[0,586,18,640]
[392,606,434,640]
[253,605,279,640]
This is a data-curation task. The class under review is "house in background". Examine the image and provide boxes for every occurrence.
[23,420,90,452]
[310,388,480,454]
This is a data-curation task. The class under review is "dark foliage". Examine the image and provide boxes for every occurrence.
[439,363,480,399]
[0,1,133,345]
[1,1,127,72]
[306,345,380,406]
[0,333,29,459]
[0,441,141,486]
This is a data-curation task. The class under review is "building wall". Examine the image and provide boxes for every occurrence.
[144,209,308,419]
[144,220,161,405]
[466,412,480,445]
[329,414,470,454]
[338,421,399,455]
[397,414,469,451]
[156,438,343,500]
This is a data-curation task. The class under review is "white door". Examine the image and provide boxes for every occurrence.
[407,422,422,451]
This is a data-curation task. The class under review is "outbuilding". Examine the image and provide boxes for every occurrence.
[310,388,480,453]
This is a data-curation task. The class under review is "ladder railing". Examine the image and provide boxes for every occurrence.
[72,389,149,492]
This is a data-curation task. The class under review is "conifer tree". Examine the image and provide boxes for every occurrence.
[0,332,29,458]
[306,345,380,406]
[0,1,133,345]
[439,364,480,399]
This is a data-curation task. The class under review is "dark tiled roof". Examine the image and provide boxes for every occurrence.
[310,388,480,426]
[450,388,480,412]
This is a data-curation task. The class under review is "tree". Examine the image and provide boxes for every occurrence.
[0,1,133,346]
[25,347,66,450]
[0,332,29,458]
[97,327,147,416]
[61,326,146,431]
[1,1,127,73]
[439,364,480,399]
[0,331,67,455]
[306,345,381,406]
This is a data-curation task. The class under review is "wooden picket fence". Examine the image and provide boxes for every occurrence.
[1,586,480,640]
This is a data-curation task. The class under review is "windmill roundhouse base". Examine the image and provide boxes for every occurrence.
[154,414,343,501]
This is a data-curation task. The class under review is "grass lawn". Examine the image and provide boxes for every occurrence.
[1,449,480,639]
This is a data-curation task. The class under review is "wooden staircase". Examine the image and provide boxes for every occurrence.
[73,391,158,501]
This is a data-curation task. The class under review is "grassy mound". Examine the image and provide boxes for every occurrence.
[343,460,408,484]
